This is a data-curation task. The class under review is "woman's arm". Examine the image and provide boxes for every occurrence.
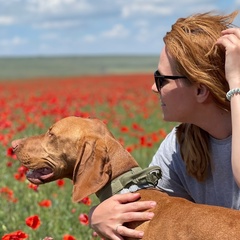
[89,193,156,240]
[217,28,240,187]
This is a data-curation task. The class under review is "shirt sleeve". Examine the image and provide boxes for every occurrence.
[149,127,194,202]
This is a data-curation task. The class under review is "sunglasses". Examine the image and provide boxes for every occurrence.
[154,70,187,92]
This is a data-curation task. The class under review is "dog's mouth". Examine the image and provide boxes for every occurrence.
[26,168,54,184]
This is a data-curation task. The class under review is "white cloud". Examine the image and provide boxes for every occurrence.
[122,3,172,18]
[40,33,59,40]
[0,16,15,25]
[119,0,220,19]
[101,24,129,39]
[83,35,96,43]
[34,19,81,29]
[0,37,27,46]
[26,0,92,15]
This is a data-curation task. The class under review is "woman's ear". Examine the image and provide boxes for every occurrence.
[196,84,209,103]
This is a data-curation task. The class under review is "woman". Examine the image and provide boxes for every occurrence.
[89,11,240,240]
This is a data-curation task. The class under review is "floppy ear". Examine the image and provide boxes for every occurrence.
[72,138,112,202]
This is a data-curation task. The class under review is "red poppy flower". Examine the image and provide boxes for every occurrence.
[56,179,65,187]
[14,172,26,182]
[25,215,41,230]
[0,186,18,203]
[80,196,92,206]
[140,136,147,146]
[126,146,134,153]
[159,129,167,138]
[28,183,38,191]
[71,208,76,213]
[38,199,52,207]
[63,234,76,240]
[6,161,13,167]
[120,126,129,132]
[79,213,89,225]
[2,230,28,240]
[0,119,12,128]
[0,186,13,198]
[132,123,143,131]
[14,166,28,181]
[6,147,16,159]
[18,166,28,175]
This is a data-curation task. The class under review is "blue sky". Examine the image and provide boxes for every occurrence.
[0,0,240,56]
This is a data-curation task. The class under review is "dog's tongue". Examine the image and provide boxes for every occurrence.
[26,168,53,184]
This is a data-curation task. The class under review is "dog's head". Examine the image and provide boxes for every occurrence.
[12,116,133,202]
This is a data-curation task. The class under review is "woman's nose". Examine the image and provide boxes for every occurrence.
[151,83,159,93]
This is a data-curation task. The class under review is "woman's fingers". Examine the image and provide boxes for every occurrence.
[217,34,240,50]
[216,27,240,86]
[221,28,240,38]
[121,211,155,223]
[216,27,240,49]
[108,193,157,216]
[116,225,144,239]
[116,198,157,213]
[113,192,141,203]
[88,193,156,240]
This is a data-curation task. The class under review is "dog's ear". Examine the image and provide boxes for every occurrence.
[72,138,111,202]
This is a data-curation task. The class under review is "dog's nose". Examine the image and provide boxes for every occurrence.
[11,139,21,152]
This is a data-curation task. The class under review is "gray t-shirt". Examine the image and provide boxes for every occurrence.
[150,127,240,209]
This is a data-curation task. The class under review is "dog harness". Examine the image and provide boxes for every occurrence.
[96,166,162,202]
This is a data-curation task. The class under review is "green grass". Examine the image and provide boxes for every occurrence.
[0,55,158,80]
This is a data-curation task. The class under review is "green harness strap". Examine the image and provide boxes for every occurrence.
[96,166,162,202]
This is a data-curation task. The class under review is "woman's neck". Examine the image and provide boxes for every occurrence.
[192,107,232,140]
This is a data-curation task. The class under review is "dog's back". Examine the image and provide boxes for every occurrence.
[126,189,240,240]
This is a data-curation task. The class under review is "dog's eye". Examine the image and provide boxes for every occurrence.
[47,130,54,137]
[48,132,53,137]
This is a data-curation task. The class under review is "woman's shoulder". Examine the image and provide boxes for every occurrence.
[160,126,178,148]
[153,126,180,163]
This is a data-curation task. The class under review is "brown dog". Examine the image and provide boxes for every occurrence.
[12,116,240,240]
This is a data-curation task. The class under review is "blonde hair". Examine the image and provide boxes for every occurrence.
[164,11,238,181]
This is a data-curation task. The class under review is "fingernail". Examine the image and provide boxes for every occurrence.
[148,212,154,219]
[138,231,144,237]
[150,201,156,207]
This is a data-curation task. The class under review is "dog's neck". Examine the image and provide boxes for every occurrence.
[96,166,161,202]
[96,137,161,202]
[94,138,161,202]
[103,138,140,180]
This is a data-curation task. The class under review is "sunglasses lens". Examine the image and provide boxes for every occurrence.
[154,70,186,92]
[154,71,161,91]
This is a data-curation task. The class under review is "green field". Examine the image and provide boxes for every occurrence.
[0,55,159,80]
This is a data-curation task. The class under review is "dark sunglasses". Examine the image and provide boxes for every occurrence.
[154,70,187,92]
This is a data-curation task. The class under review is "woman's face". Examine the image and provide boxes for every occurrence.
[152,46,198,122]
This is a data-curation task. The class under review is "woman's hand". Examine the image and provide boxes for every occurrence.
[216,28,240,88]
[217,27,240,188]
[89,193,156,240]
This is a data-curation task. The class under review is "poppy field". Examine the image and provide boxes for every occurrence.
[0,73,175,240]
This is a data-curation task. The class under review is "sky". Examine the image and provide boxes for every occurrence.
[0,0,240,57]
